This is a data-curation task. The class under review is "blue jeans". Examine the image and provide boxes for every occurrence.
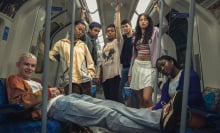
[125,89,139,108]
[48,93,161,133]
[118,67,129,103]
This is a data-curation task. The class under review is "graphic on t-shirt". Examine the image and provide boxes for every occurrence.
[102,44,115,65]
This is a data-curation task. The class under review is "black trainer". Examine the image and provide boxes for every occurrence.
[160,91,183,132]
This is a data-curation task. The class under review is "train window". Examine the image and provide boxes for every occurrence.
[33,22,61,73]
[0,0,28,18]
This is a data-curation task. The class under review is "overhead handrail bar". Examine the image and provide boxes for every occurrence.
[180,0,196,133]
[41,0,52,132]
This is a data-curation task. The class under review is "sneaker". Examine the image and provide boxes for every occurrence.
[160,91,183,132]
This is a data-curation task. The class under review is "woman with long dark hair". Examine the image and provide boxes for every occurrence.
[128,3,168,108]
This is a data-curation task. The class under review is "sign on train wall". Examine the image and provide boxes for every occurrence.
[2,26,9,41]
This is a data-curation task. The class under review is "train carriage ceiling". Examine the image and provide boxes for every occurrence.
[96,0,139,34]
[95,0,219,29]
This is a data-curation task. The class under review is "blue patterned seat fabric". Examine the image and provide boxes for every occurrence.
[0,119,61,133]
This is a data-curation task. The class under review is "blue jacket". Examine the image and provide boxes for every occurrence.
[153,69,204,110]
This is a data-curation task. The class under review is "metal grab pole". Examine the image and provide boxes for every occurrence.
[41,0,52,132]
[153,0,164,104]
[68,0,76,94]
[180,0,195,133]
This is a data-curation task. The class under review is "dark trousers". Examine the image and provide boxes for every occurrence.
[64,81,91,96]
[103,75,120,101]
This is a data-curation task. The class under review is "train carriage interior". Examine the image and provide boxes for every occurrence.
[0,0,220,132]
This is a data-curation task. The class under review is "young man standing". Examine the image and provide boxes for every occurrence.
[96,3,123,101]
[81,22,101,67]
[118,19,134,104]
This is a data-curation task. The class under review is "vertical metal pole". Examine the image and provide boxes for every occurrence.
[66,1,76,132]
[153,0,164,104]
[41,0,52,132]
[68,0,76,94]
[180,0,195,133]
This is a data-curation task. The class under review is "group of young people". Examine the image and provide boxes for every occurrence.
[94,1,167,109]
[6,2,207,133]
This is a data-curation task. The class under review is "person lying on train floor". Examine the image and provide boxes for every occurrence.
[49,20,95,96]
[6,53,204,133]
[151,55,206,129]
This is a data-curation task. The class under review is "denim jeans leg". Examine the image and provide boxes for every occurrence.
[118,67,129,104]
[48,94,161,133]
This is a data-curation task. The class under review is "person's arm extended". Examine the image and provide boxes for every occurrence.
[115,3,123,49]
[95,63,102,86]
[154,1,169,33]
[152,80,170,110]
[84,44,96,79]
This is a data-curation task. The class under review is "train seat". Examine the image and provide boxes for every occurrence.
[0,79,62,133]
[186,87,220,133]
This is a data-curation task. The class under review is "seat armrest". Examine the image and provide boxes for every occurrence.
[0,104,25,114]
